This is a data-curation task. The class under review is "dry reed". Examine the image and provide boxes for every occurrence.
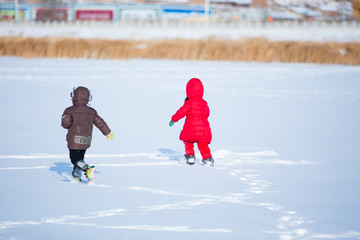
[1,36,360,65]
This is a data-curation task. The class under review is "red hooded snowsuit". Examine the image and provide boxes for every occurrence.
[171,78,212,144]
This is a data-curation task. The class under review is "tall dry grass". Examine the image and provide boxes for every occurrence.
[1,36,360,65]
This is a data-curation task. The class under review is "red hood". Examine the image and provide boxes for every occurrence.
[72,86,90,105]
[186,78,204,99]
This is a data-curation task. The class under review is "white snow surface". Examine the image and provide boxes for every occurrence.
[0,57,360,240]
[1,22,360,42]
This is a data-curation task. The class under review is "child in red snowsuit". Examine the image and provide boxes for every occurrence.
[170,78,214,165]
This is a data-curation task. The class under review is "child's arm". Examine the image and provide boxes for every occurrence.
[61,109,72,129]
[93,112,111,136]
[171,100,191,123]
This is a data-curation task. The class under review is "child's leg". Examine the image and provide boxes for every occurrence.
[69,149,88,178]
[184,142,195,156]
[197,142,212,160]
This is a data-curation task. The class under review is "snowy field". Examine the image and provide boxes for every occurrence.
[0,57,360,240]
[1,22,360,42]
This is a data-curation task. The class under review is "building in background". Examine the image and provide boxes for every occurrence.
[0,0,357,22]
[251,0,266,8]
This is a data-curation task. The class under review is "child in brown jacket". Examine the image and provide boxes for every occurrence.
[61,86,113,183]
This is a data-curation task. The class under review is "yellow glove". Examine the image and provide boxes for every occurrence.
[106,133,113,141]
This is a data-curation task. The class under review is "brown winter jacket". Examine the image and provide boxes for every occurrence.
[61,86,111,150]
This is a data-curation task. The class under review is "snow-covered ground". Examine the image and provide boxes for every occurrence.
[0,57,360,239]
[1,22,360,42]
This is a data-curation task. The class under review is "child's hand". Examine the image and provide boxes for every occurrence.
[106,133,113,141]
[169,119,175,127]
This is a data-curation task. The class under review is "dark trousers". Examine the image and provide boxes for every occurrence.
[69,149,88,178]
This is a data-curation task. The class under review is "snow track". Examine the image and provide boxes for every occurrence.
[0,149,358,239]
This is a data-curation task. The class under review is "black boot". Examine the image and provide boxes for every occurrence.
[72,169,82,183]
[184,154,195,165]
[201,158,214,166]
